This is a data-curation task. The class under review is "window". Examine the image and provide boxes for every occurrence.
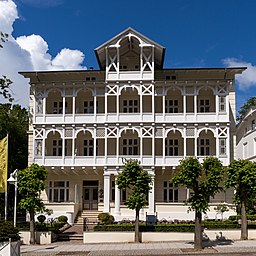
[111,180,115,201]
[243,142,248,159]
[163,181,178,202]
[165,139,179,156]
[84,101,94,114]
[199,99,210,113]
[35,140,42,156]
[121,189,126,203]
[219,138,226,156]
[165,100,178,113]
[123,100,138,113]
[198,138,210,156]
[83,139,93,156]
[49,181,69,202]
[122,139,138,155]
[252,120,256,130]
[53,140,62,156]
[53,101,67,114]
[219,96,226,112]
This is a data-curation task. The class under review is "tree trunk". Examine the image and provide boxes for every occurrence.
[194,211,202,250]
[241,200,248,240]
[134,207,140,243]
[29,210,36,244]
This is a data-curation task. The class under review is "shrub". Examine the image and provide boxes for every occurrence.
[37,215,46,223]
[52,222,66,233]
[35,222,48,231]
[98,213,114,224]
[57,215,68,223]
[0,221,20,242]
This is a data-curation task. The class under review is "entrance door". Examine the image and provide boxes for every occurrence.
[83,180,98,210]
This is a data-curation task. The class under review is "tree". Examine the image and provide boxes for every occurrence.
[0,104,28,171]
[237,96,256,123]
[116,159,152,243]
[0,104,28,219]
[171,157,223,249]
[225,160,256,240]
[18,164,48,244]
[0,32,13,102]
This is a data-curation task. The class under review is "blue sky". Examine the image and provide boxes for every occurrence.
[1,0,256,112]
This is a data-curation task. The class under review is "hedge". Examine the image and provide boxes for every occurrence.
[94,223,256,232]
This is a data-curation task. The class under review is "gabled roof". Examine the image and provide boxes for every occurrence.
[94,27,166,70]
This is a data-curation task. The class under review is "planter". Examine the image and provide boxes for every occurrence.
[0,240,21,256]
[19,231,52,245]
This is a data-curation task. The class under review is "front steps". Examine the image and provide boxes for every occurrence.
[58,210,101,241]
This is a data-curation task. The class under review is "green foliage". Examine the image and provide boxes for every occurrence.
[116,159,152,210]
[237,97,256,123]
[0,32,13,102]
[0,104,28,171]
[226,160,256,205]
[0,32,8,48]
[171,157,224,213]
[57,215,68,223]
[94,222,248,232]
[0,104,28,218]
[0,221,20,242]
[37,215,46,223]
[18,164,48,213]
[98,213,114,224]
[0,76,13,102]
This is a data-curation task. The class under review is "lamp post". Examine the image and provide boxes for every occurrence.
[7,169,18,227]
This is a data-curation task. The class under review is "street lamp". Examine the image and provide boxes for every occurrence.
[7,169,18,227]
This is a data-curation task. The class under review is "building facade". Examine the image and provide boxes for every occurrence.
[237,106,256,161]
[21,28,245,223]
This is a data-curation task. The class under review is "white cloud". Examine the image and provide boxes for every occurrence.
[0,0,86,107]
[223,58,256,91]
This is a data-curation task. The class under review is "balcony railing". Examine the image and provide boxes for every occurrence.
[34,154,230,167]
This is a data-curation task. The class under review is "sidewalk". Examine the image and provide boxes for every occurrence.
[21,239,256,255]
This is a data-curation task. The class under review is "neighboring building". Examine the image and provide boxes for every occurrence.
[20,28,246,223]
[236,106,256,161]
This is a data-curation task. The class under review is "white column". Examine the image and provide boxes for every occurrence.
[103,172,110,213]
[163,94,166,122]
[94,93,97,122]
[194,94,197,115]
[72,95,75,122]
[93,127,97,165]
[183,94,186,117]
[194,126,198,157]
[183,127,187,157]
[114,176,121,215]
[43,97,46,123]
[116,127,119,164]
[162,125,166,166]
[72,127,75,164]
[62,129,65,164]
[42,128,46,165]
[63,96,66,122]
[148,173,155,214]
[186,188,190,200]
[216,93,219,119]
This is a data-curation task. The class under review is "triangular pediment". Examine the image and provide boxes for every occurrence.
[95,27,165,70]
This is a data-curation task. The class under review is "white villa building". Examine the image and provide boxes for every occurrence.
[20,28,246,224]
[236,106,256,161]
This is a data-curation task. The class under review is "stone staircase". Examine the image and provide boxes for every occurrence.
[58,210,101,241]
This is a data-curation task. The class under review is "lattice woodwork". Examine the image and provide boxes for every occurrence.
[35,129,44,139]
[65,129,73,138]
[218,127,228,137]
[142,127,153,137]
[107,127,118,137]
[186,128,195,137]
[155,128,163,137]
[96,128,105,137]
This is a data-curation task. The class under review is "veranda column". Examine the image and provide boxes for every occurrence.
[114,175,121,215]
[103,171,110,213]
[148,172,155,214]
[43,96,46,123]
